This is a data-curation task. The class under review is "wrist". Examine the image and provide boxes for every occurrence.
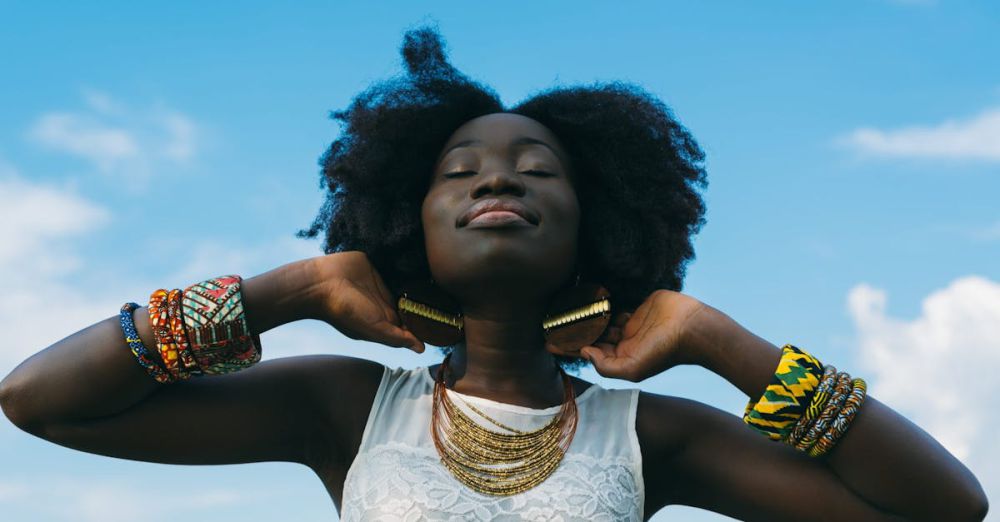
[679,303,733,370]
[684,306,783,398]
[241,256,329,334]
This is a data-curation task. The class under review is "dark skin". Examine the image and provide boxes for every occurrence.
[0,113,988,521]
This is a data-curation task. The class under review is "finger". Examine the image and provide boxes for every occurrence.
[590,341,617,351]
[368,267,404,326]
[580,346,636,380]
[364,320,425,353]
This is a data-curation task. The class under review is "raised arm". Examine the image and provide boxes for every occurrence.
[0,252,422,471]
[571,290,989,521]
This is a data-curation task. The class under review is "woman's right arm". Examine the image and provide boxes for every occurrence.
[0,252,422,469]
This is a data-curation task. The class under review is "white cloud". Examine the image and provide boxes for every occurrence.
[0,167,331,376]
[0,169,115,375]
[0,172,110,270]
[848,276,1000,462]
[29,113,139,171]
[27,90,199,176]
[840,107,1000,161]
[0,476,247,522]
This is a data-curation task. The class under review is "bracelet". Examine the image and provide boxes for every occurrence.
[808,378,868,458]
[743,344,825,441]
[786,364,838,447]
[793,371,853,451]
[167,288,203,377]
[119,302,173,384]
[181,275,261,375]
[148,289,188,381]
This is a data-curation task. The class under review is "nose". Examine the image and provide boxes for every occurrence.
[470,167,526,199]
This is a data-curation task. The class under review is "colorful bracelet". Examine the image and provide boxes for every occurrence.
[167,288,202,377]
[119,302,173,384]
[148,289,187,381]
[808,378,868,458]
[793,371,853,452]
[181,275,261,375]
[743,344,825,441]
[787,364,838,447]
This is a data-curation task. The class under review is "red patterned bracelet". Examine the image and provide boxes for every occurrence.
[181,275,261,375]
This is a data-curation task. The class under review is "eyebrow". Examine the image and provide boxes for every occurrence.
[440,136,561,158]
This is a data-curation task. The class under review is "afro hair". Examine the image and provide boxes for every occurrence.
[297,25,708,366]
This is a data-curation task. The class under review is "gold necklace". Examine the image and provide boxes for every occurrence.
[430,354,579,496]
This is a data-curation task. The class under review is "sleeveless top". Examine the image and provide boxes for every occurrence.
[340,365,645,521]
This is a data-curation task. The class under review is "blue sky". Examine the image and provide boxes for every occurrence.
[1,1,998,520]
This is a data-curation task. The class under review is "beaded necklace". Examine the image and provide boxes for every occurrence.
[430,354,579,496]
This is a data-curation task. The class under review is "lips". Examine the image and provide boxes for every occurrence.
[458,198,539,227]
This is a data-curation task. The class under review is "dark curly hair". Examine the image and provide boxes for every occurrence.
[297,25,708,365]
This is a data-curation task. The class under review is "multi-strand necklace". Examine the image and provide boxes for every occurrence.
[430,353,579,496]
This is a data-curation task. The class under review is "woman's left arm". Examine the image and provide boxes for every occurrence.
[686,303,988,521]
[570,291,989,522]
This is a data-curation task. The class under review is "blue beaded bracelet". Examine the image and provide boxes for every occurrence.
[120,302,174,384]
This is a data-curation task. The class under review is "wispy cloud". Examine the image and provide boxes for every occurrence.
[0,167,328,375]
[0,480,29,502]
[27,90,199,176]
[0,169,110,270]
[0,168,116,375]
[0,476,248,522]
[967,220,1000,241]
[839,107,1000,162]
[848,276,1000,462]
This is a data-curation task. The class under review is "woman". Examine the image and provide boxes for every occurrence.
[0,27,988,521]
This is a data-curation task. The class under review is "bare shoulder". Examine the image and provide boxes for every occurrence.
[635,390,720,513]
[288,355,386,470]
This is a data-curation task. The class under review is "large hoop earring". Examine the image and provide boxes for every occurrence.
[397,279,464,347]
[542,271,612,354]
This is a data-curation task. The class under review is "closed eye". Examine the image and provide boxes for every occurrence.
[443,170,555,178]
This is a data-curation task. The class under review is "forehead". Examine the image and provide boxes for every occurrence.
[437,113,568,162]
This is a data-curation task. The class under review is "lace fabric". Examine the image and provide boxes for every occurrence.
[341,366,645,521]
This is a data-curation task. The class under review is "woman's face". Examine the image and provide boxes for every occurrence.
[422,113,580,305]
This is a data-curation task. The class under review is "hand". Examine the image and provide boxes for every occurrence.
[311,251,425,353]
[573,290,707,382]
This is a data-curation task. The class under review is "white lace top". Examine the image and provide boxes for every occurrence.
[340,365,645,521]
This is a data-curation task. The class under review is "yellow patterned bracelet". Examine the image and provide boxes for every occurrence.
[743,344,825,442]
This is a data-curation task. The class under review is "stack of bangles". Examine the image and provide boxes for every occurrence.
[743,344,868,459]
[118,275,262,383]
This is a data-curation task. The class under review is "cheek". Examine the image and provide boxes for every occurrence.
[421,190,456,242]
[546,187,581,229]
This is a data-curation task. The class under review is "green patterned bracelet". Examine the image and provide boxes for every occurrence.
[743,344,825,441]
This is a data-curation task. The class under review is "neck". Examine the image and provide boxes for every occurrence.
[441,300,566,408]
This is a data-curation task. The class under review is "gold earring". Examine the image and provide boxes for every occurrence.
[397,279,464,347]
[542,272,612,354]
